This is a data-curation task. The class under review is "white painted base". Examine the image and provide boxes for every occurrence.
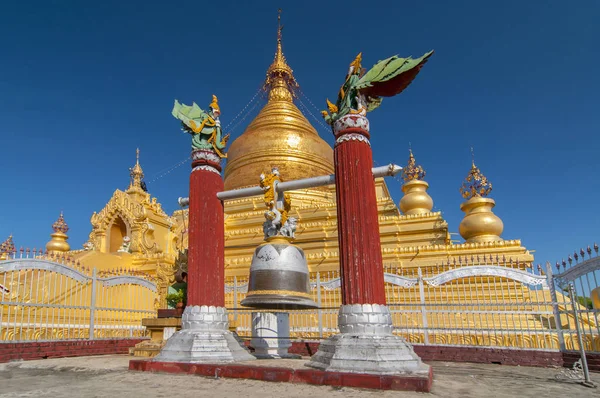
[305,304,430,375]
[251,312,300,359]
[153,305,255,363]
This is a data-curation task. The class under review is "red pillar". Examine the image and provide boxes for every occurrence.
[333,116,386,305]
[186,150,224,307]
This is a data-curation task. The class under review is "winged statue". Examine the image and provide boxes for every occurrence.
[321,51,434,126]
[172,95,230,158]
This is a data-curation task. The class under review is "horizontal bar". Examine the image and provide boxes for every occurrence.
[178,164,402,207]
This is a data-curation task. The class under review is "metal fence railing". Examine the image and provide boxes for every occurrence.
[225,255,599,353]
[0,256,157,341]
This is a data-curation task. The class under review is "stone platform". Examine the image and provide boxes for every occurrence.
[129,358,433,392]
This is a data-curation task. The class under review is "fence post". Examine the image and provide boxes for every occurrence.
[545,264,565,351]
[233,276,238,322]
[316,271,323,339]
[418,268,429,345]
[89,268,97,340]
[568,282,594,387]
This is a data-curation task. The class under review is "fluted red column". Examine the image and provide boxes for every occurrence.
[186,150,225,307]
[333,116,386,305]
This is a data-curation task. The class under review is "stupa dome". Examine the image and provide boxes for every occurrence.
[224,23,333,190]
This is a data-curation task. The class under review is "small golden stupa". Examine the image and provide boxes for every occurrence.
[46,212,70,253]
[458,161,504,243]
[399,150,433,215]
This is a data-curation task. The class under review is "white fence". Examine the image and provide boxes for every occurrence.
[226,255,599,352]
[0,257,157,341]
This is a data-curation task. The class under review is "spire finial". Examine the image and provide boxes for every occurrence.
[460,154,492,199]
[277,8,283,43]
[128,148,145,191]
[401,149,426,182]
[46,212,70,252]
[264,9,298,102]
[52,212,69,234]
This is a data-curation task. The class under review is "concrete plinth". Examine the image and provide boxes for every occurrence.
[250,312,300,359]
[306,304,430,376]
[153,305,255,363]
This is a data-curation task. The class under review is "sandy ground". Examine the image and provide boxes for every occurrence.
[0,355,598,398]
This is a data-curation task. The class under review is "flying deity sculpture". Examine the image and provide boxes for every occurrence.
[171,95,230,158]
[321,51,434,127]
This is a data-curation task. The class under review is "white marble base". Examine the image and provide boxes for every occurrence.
[251,312,300,359]
[306,304,430,375]
[153,305,255,363]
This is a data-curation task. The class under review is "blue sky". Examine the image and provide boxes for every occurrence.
[0,1,598,266]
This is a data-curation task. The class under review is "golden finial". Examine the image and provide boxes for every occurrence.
[129,148,145,190]
[401,149,426,182]
[209,95,220,112]
[52,211,69,234]
[459,152,492,199]
[47,212,70,252]
[264,8,298,102]
[0,235,15,257]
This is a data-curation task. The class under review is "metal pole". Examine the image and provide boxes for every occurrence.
[418,268,430,345]
[545,264,565,351]
[568,282,595,387]
[233,276,238,322]
[178,164,403,206]
[89,268,97,340]
[316,272,323,339]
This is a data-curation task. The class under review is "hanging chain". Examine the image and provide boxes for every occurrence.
[224,86,264,130]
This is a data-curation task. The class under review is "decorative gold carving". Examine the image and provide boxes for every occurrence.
[401,150,426,182]
[52,212,69,234]
[460,161,492,199]
[128,148,144,192]
[260,168,291,226]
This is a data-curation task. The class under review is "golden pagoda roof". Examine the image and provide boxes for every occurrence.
[223,11,334,191]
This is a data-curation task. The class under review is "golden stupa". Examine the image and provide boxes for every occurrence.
[224,24,334,190]
[55,23,534,298]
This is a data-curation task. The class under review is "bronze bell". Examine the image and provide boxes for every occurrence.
[241,236,317,310]
[241,168,317,310]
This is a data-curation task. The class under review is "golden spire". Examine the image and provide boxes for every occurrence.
[223,10,334,191]
[264,9,298,102]
[46,212,70,253]
[459,160,492,200]
[128,148,145,191]
[401,149,426,182]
